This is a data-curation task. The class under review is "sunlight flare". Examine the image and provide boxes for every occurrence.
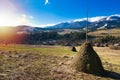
[0,27,14,40]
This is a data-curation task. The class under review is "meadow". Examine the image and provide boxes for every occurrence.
[0,44,120,80]
[88,28,120,37]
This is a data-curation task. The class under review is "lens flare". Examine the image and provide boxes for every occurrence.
[0,27,28,44]
[0,27,14,40]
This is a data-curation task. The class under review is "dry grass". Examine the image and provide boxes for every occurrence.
[94,47,120,65]
[0,44,120,80]
[89,28,120,37]
[109,45,120,50]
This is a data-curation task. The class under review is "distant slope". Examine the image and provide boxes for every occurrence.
[88,28,120,37]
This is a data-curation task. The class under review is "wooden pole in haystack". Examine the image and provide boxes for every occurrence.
[86,8,88,42]
[71,43,105,75]
[71,8,105,75]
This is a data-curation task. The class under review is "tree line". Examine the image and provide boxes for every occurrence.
[0,31,90,45]
[1,31,119,45]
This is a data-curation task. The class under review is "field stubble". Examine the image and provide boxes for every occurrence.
[0,44,120,80]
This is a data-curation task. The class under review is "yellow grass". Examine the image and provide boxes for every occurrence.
[0,44,120,80]
[94,47,120,64]
[89,28,120,37]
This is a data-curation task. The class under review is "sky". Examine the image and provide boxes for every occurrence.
[0,0,120,27]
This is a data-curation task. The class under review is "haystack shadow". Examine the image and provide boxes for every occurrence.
[102,70,120,80]
[83,70,120,79]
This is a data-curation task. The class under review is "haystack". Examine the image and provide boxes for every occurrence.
[71,46,77,52]
[71,42,105,75]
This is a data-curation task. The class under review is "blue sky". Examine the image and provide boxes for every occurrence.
[0,0,120,27]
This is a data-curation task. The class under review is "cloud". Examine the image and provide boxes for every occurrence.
[0,12,36,27]
[14,14,35,26]
[21,14,34,19]
[45,0,49,5]
[30,16,34,19]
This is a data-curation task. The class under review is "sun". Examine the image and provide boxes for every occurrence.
[0,12,17,41]
[0,12,33,27]
[0,13,15,26]
[0,12,30,40]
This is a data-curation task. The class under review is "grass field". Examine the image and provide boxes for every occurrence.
[88,28,120,37]
[57,28,120,37]
[0,44,120,80]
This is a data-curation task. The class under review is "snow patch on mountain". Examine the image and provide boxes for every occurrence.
[106,14,120,21]
[97,24,108,30]
[89,16,106,22]
[73,16,106,22]
[73,18,86,22]
[111,14,120,17]
[73,14,120,23]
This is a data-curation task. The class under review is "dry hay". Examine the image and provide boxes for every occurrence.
[71,46,77,52]
[109,45,120,50]
[71,42,105,75]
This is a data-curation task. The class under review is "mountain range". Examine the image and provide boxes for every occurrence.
[44,14,120,30]
[2,14,120,34]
